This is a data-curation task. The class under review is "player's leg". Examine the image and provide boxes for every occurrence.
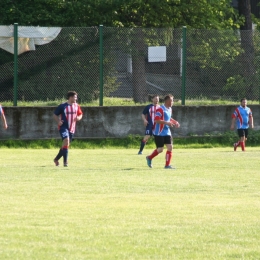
[234,129,243,151]
[138,128,152,154]
[146,136,163,168]
[54,129,68,166]
[240,129,248,151]
[138,135,150,154]
[62,136,70,166]
[164,136,174,169]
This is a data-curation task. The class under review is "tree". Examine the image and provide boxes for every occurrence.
[0,0,246,103]
[237,0,256,99]
[109,0,243,102]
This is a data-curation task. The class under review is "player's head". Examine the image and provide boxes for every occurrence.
[67,91,78,103]
[164,94,174,107]
[152,94,159,105]
[240,98,247,108]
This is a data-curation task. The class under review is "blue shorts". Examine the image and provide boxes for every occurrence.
[59,128,74,141]
[144,125,153,136]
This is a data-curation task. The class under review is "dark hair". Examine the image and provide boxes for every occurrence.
[240,98,247,102]
[67,91,77,99]
[164,94,174,101]
[152,94,159,98]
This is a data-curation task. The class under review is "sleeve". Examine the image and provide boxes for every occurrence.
[0,106,3,116]
[77,105,83,116]
[142,105,149,115]
[231,108,238,119]
[54,104,62,116]
[154,107,163,121]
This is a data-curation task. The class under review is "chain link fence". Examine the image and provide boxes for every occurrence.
[0,26,259,105]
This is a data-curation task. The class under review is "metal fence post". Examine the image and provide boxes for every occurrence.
[13,23,18,106]
[99,25,104,106]
[181,26,187,105]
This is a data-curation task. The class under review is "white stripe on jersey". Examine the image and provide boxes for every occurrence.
[64,103,78,133]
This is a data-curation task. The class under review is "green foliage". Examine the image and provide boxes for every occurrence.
[1,130,260,149]
[223,75,258,98]
[0,0,243,29]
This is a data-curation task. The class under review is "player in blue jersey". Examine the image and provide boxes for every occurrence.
[0,105,8,130]
[230,98,254,151]
[138,95,160,154]
[53,91,83,166]
[146,94,180,169]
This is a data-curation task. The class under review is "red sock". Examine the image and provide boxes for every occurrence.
[241,141,245,151]
[149,149,159,159]
[165,151,172,166]
[235,141,241,147]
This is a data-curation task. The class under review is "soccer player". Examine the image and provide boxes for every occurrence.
[138,95,160,154]
[146,94,180,169]
[0,104,8,130]
[53,91,83,166]
[230,98,254,152]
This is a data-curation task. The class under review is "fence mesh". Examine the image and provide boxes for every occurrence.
[0,26,259,105]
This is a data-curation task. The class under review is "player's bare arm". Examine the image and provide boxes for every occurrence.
[53,114,63,126]
[141,114,148,126]
[170,118,180,128]
[230,117,236,130]
[1,113,8,129]
[249,116,254,129]
[76,114,83,121]
[154,119,179,128]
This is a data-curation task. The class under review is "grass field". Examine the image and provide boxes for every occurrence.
[0,148,260,259]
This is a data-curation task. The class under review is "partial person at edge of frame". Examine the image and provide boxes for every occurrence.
[0,104,8,130]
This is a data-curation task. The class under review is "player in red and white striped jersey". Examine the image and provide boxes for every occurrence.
[53,91,83,167]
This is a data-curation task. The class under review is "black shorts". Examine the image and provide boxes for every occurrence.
[237,129,248,138]
[154,135,172,148]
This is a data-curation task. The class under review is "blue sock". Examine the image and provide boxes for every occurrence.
[55,148,63,161]
[62,146,68,163]
[139,140,146,152]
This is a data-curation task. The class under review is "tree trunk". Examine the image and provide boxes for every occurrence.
[238,0,255,99]
[131,29,147,103]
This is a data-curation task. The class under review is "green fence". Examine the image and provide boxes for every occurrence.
[0,25,260,106]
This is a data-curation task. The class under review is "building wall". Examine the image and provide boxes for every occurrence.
[0,105,259,140]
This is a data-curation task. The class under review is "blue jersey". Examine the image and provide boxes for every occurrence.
[142,104,159,131]
[54,102,83,134]
[232,105,252,129]
[153,105,172,136]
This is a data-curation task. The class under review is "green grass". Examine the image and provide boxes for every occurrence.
[1,97,260,106]
[0,148,260,259]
